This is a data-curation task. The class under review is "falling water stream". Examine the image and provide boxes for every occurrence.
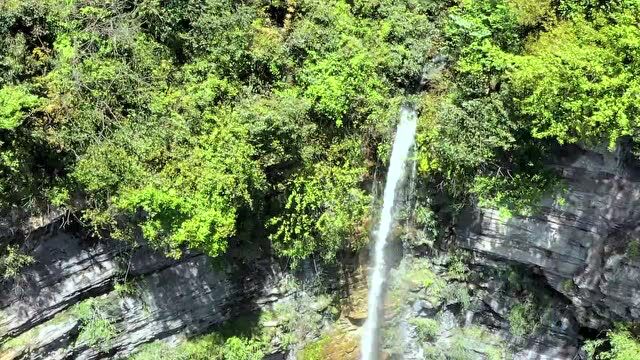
[361,106,417,360]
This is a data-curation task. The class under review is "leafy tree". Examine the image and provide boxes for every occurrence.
[0,86,40,130]
[505,0,553,27]
[0,245,35,280]
[445,0,521,95]
[112,123,266,258]
[269,138,371,265]
[508,4,640,148]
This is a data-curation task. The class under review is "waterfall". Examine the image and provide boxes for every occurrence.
[361,106,417,360]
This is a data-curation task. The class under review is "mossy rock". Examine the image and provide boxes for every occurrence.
[298,331,359,360]
[0,347,21,360]
[0,324,40,359]
[447,326,509,360]
[0,306,80,360]
[343,287,368,322]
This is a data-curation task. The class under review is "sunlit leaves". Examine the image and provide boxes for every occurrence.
[585,324,640,360]
[269,138,371,265]
[0,85,40,130]
[509,9,640,147]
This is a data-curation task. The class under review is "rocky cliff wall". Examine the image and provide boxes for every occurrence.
[0,228,284,360]
[457,144,640,330]
[383,253,582,360]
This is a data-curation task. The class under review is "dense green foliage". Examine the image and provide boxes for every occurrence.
[410,317,439,342]
[72,298,119,350]
[509,3,640,147]
[0,245,34,279]
[586,325,640,360]
[0,0,439,263]
[130,334,263,360]
[415,0,640,216]
[1,0,640,276]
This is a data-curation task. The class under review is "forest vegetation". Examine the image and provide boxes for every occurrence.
[1,0,640,357]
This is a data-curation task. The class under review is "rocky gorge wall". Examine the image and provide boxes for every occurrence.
[457,144,640,330]
[0,227,289,360]
[370,143,640,360]
[379,253,582,360]
[2,143,639,360]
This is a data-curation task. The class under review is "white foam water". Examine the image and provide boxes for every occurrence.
[361,106,417,360]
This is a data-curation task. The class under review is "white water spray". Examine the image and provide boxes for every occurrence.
[361,106,417,360]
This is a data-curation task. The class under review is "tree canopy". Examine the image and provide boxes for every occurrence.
[0,0,439,263]
[1,0,640,273]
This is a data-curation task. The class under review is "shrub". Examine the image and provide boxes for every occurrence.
[508,299,539,338]
[443,284,472,310]
[222,337,264,360]
[410,317,439,342]
[71,298,119,350]
[423,346,447,360]
[409,201,439,247]
[448,326,508,360]
[446,254,469,281]
[130,334,225,360]
[0,245,34,280]
[585,325,640,360]
[628,240,640,259]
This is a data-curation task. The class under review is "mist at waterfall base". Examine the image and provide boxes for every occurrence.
[361,106,417,360]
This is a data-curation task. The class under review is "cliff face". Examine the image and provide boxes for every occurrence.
[381,253,581,360]
[458,144,640,330]
[0,229,284,359]
[3,144,640,359]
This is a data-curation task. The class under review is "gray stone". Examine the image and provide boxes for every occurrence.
[458,144,640,329]
[0,229,283,360]
[411,299,434,315]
